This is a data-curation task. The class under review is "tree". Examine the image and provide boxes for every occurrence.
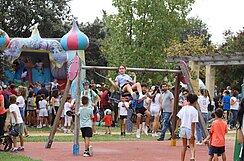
[0,0,72,38]
[100,0,195,84]
[79,18,108,83]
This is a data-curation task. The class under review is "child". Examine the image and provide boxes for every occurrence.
[64,96,73,133]
[118,97,129,136]
[175,94,199,161]
[9,95,24,152]
[203,108,228,161]
[78,96,93,157]
[109,65,145,99]
[131,92,150,138]
[100,110,112,134]
[38,94,48,128]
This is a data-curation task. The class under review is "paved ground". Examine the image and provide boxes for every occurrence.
[19,141,234,161]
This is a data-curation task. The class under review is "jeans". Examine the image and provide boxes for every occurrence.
[159,112,172,140]
[0,112,7,136]
[196,112,208,142]
[230,109,238,128]
[19,107,25,122]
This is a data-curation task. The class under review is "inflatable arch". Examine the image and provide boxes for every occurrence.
[4,27,67,86]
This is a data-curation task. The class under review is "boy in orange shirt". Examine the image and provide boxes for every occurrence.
[203,108,228,161]
[100,110,112,134]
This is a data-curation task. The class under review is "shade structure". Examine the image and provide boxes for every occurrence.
[0,29,10,48]
[61,20,89,51]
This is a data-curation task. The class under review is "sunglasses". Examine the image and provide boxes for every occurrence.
[183,93,188,95]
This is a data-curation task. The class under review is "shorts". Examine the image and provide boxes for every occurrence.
[150,107,160,116]
[27,106,35,111]
[80,127,93,138]
[209,146,222,156]
[39,109,48,117]
[136,107,147,115]
[120,115,127,120]
[179,127,192,139]
[93,114,98,122]
[211,146,225,155]
[13,123,24,136]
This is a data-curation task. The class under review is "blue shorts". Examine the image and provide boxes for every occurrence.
[209,146,225,156]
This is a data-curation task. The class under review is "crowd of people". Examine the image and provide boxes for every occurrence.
[0,65,243,159]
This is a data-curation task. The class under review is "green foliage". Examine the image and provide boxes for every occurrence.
[0,153,41,161]
[0,0,72,38]
[78,19,108,83]
[100,0,195,84]
[165,35,215,57]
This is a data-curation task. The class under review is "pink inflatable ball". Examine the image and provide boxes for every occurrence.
[61,20,89,51]
[0,29,10,48]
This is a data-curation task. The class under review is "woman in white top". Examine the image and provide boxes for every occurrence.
[230,90,240,129]
[196,88,210,144]
[149,86,162,137]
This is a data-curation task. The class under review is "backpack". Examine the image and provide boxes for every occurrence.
[3,92,10,109]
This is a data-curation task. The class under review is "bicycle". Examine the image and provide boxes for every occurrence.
[0,124,15,152]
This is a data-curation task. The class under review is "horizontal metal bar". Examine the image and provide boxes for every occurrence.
[81,66,181,73]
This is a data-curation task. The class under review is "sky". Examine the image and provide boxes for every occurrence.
[70,0,244,45]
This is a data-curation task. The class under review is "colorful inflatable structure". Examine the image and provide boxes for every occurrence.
[0,20,88,88]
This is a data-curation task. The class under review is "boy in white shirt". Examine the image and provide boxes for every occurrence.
[118,97,129,136]
[9,95,25,152]
[175,94,199,161]
[38,94,48,128]
[64,96,73,133]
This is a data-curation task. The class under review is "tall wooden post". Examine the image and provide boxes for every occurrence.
[206,65,216,99]
[73,58,81,155]
[189,61,200,93]
[171,73,180,146]
[45,80,72,148]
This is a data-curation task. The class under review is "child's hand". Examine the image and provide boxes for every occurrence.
[203,139,208,144]
[174,129,178,135]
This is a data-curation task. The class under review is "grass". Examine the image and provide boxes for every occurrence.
[0,152,41,161]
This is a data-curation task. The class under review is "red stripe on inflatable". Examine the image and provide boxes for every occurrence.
[67,28,78,50]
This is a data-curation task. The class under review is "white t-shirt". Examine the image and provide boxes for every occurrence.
[9,104,24,124]
[230,97,239,110]
[118,102,129,116]
[177,105,198,130]
[197,95,209,113]
[64,102,72,114]
[39,100,47,109]
[150,93,161,111]
[17,96,25,108]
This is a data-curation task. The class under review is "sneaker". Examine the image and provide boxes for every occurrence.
[196,141,202,145]
[67,129,71,134]
[37,125,42,129]
[17,146,24,151]
[157,138,164,141]
[64,129,67,133]
[136,129,140,138]
[131,92,136,99]
[83,151,90,157]
[88,146,93,156]
[25,134,30,138]
[10,148,18,152]
[139,94,146,100]
[143,126,148,136]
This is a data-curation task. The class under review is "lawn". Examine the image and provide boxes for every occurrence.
[0,152,41,161]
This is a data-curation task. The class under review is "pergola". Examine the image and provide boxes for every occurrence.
[166,52,244,99]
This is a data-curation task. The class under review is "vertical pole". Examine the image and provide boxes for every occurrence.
[45,80,72,148]
[73,57,81,155]
[171,73,180,146]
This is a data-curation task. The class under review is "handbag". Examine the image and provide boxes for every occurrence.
[237,128,244,144]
